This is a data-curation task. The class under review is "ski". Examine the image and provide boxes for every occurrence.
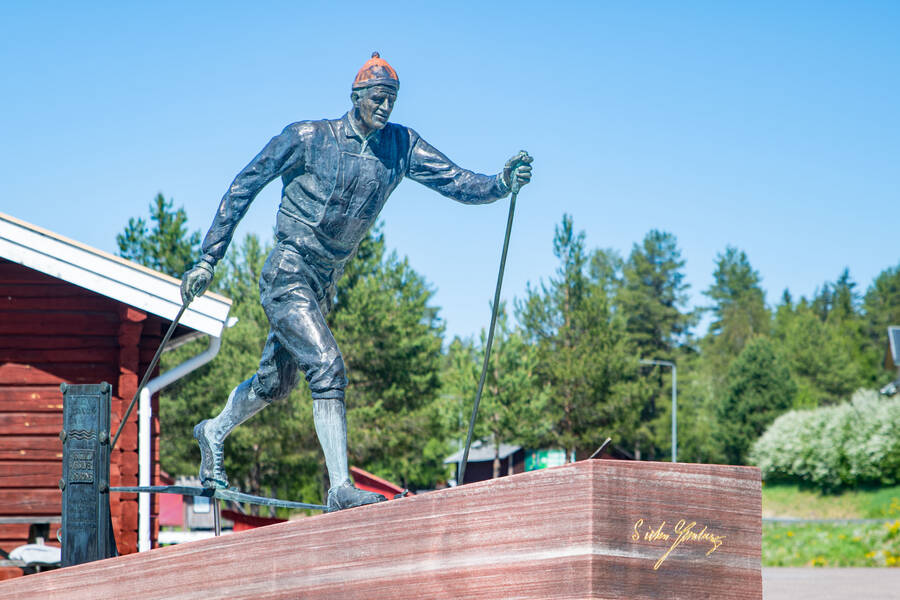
[109,485,328,511]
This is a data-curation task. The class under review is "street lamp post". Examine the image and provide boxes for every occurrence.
[639,359,677,462]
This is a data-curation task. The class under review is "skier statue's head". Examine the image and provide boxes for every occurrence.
[350,52,399,136]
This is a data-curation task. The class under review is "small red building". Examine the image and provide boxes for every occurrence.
[0,212,231,578]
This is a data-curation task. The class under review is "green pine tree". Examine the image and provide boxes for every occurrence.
[718,337,796,465]
[618,230,694,358]
[775,302,860,407]
[862,263,900,386]
[703,246,770,361]
[117,193,201,277]
[440,306,549,478]
[517,215,635,460]
[616,230,694,459]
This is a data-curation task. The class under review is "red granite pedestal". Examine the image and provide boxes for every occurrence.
[0,460,762,599]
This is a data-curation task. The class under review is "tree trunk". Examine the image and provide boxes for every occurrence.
[493,441,501,479]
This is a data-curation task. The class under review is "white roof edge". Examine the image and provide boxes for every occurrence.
[0,212,231,337]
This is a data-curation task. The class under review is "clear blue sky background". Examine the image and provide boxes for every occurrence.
[1,1,897,341]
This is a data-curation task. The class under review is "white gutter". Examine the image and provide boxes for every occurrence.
[138,333,224,552]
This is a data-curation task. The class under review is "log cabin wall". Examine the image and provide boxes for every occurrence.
[0,258,161,578]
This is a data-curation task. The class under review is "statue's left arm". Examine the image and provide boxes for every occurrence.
[405,130,512,204]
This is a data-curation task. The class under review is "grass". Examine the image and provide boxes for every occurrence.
[762,482,900,519]
[764,521,900,567]
[762,483,900,567]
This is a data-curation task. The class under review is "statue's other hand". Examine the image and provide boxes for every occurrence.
[502,150,533,194]
[181,260,214,305]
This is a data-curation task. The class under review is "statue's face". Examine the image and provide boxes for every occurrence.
[353,85,397,132]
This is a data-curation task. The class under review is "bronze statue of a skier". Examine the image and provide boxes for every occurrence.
[180,53,533,511]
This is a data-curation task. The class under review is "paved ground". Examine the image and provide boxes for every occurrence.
[763,568,900,599]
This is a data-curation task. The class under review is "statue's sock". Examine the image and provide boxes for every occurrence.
[207,379,268,442]
[313,398,349,489]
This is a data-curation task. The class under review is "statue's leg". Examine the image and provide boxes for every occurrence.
[194,331,299,489]
[194,380,262,488]
[312,398,349,490]
[266,280,386,511]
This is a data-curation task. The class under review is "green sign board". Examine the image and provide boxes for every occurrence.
[525,449,567,471]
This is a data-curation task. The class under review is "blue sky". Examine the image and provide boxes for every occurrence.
[1,1,898,341]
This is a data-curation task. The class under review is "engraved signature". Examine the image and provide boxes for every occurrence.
[631,518,726,570]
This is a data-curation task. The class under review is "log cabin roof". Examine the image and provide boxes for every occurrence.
[0,212,231,337]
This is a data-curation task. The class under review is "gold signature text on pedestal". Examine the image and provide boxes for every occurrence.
[631,518,726,570]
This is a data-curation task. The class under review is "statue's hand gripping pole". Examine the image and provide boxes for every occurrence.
[457,151,531,485]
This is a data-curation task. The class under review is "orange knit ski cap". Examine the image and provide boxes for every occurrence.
[352,52,399,90]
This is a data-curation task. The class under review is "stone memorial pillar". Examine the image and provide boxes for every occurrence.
[59,382,117,566]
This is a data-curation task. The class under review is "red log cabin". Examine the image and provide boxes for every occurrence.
[0,212,231,579]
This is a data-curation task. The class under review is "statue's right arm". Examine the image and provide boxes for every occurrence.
[181,123,308,305]
[199,123,309,266]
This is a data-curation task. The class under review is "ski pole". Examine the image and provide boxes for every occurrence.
[110,302,188,451]
[457,152,530,485]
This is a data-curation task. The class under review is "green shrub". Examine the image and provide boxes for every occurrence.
[750,390,900,491]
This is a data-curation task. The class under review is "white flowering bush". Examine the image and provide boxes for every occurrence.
[750,390,900,490]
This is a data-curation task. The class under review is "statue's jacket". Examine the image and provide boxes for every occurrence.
[200,112,509,296]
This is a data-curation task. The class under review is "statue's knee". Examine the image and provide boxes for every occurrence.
[252,371,296,403]
[307,351,347,397]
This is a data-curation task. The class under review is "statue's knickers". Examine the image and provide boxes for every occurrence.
[254,244,348,402]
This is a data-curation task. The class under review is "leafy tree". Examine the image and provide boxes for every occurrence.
[117,193,201,277]
[751,390,900,491]
[718,337,796,464]
[517,215,635,460]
